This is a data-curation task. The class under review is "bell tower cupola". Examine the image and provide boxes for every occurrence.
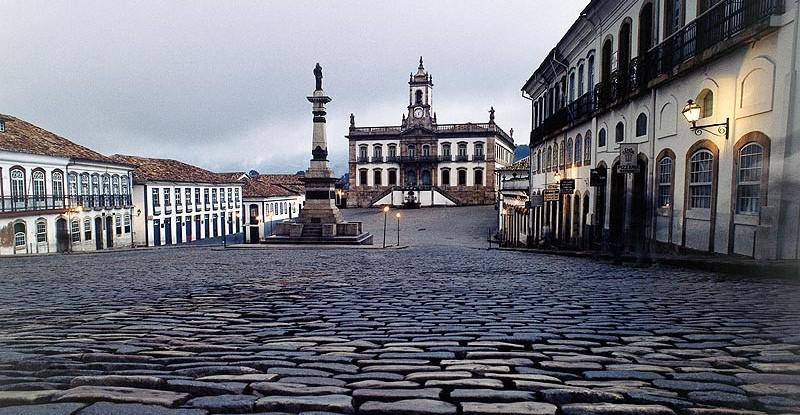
[406,56,434,128]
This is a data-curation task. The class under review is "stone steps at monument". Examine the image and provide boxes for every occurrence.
[301,224,323,238]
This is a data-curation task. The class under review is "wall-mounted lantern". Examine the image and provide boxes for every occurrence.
[682,100,729,139]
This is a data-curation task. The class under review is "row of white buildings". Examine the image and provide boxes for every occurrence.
[499,0,799,260]
[0,114,304,255]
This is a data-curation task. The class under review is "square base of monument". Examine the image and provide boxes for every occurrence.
[261,233,374,245]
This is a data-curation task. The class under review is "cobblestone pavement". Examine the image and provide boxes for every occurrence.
[0,206,798,414]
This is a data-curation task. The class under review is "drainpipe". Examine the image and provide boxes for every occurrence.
[522,90,535,247]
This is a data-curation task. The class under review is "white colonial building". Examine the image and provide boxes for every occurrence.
[111,155,243,247]
[521,0,798,259]
[347,58,516,208]
[0,114,135,255]
[234,173,305,243]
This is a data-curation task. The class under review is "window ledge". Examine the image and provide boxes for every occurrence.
[685,208,711,220]
[733,213,760,226]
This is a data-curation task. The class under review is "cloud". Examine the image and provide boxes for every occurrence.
[0,0,588,175]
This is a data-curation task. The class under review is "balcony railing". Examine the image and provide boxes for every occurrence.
[473,154,486,161]
[350,122,513,143]
[439,155,452,162]
[399,155,438,163]
[0,194,132,214]
[357,156,369,163]
[386,155,400,163]
[533,0,783,143]
[372,156,384,163]
[644,0,782,82]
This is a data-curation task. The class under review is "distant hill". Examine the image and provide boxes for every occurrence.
[514,144,530,161]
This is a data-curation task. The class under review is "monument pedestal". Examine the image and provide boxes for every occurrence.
[265,63,372,245]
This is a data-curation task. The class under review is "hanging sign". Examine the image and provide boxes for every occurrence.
[559,179,576,194]
[590,168,607,186]
[543,188,560,202]
[618,144,639,173]
[530,194,544,207]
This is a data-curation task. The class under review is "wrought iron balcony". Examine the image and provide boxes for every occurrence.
[372,156,384,163]
[399,155,438,163]
[0,194,132,214]
[473,154,486,161]
[357,156,369,163]
[438,155,452,162]
[456,155,470,162]
[386,155,400,163]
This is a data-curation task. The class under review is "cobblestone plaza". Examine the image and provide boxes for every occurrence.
[0,207,798,414]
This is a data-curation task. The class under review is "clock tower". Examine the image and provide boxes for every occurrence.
[406,56,434,128]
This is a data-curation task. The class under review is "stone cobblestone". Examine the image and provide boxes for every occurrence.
[0,206,797,414]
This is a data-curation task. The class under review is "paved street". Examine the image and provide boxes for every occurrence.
[0,206,798,414]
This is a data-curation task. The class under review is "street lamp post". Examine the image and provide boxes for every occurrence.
[396,212,401,246]
[382,206,390,248]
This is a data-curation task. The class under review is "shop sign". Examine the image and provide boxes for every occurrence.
[559,179,575,194]
[543,188,560,202]
[619,144,639,173]
[530,194,544,207]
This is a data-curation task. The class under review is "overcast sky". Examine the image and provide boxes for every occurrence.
[1,1,587,176]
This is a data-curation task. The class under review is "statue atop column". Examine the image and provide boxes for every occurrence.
[314,63,323,91]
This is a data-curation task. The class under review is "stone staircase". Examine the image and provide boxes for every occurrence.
[300,224,323,238]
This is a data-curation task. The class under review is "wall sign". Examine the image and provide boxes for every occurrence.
[559,179,575,194]
[618,143,639,173]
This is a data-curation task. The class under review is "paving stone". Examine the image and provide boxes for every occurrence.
[185,394,258,413]
[76,402,207,415]
[251,382,349,395]
[255,395,353,414]
[560,403,676,415]
[70,375,167,389]
[167,379,247,395]
[540,387,625,404]
[196,374,278,382]
[352,388,441,401]
[681,409,767,415]
[686,391,752,407]
[358,398,457,415]
[0,403,85,415]
[0,390,61,406]
[652,380,744,394]
[425,378,504,389]
[740,383,800,395]
[448,389,536,402]
[584,371,664,381]
[460,401,557,415]
[55,386,189,406]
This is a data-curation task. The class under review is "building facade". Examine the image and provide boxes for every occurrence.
[238,173,305,243]
[347,58,516,208]
[522,0,798,259]
[0,114,135,255]
[497,156,531,247]
[111,155,243,247]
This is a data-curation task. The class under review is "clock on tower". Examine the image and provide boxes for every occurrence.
[406,56,434,128]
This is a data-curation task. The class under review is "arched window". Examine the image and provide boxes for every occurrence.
[422,145,430,157]
[639,2,655,56]
[80,173,90,195]
[121,176,130,195]
[11,168,25,201]
[658,155,674,207]
[359,169,368,186]
[84,217,92,240]
[52,171,64,200]
[665,0,685,36]
[474,168,484,186]
[457,143,467,157]
[359,145,368,160]
[13,222,26,248]
[636,113,648,137]
[406,170,417,186]
[601,39,613,82]
[91,174,100,196]
[537,149,542,173]
[441,143,451,157]
[457,169,468,186]
[36,218,47,243]
[566,138,573,165]
[615,122,625,143]
[587,54,595,90]
[68,173,78,197]
[388,144,397,158]
[373,145,383,161]
[736,143,764,214]
[440,168,450,186]
[388,169,398,185]
[574,135,583,165]
[32,170,45,203]
[619,20,632,71]
[112,175,120,195]
[421,170,431,186]
[373,169,382,186]
[547,146,553,170]
[102,174,110,195]
[598,128,606,147]
[584,131,592,164]
[569,73,576,102]
[415,90,423,105]
[698,89,714,119]
[689,149,714,209]
[474,143,484,157]
[578,64,585,96]
[408,144,416,157]
[71,219,81,242]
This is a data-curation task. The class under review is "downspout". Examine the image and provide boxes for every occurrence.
[143,184,149,247]
[522,90,535,247]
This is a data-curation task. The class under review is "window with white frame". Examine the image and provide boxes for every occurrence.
[658,156,673,208]
[152,188,161,208]
[32,170,45,200]
[736,143,763,214]
[52,171,64,199]
[36,219,47,243]
[115,215,122,235]
[124,214,131,233]
[84,218,92,240]
[689,150,714,209]
[71,219,81,242]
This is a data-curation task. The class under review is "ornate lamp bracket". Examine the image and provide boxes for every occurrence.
[691,118,729,140]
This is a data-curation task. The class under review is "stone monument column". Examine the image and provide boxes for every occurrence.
[299,63,344,225]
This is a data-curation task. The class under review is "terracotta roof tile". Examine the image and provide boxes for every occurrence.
[0,114,124,165]
[110,154,238,185]
[241,175,304,198]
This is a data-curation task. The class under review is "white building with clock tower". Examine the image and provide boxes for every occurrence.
[347,58,516,208]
